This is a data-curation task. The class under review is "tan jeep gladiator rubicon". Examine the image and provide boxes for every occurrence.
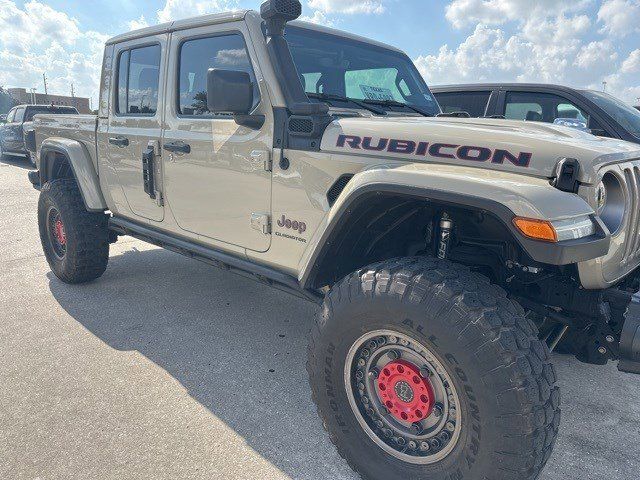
[28,2,640,479]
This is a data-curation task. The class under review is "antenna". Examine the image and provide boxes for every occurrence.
[42,73,48,102]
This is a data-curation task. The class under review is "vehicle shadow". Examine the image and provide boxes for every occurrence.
[1,155,33,170]
[47,246,358,480]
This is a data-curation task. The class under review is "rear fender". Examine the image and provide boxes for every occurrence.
[40,138,107,212]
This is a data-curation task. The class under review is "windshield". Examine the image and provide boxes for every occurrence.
[285,26,440,116]
[25,107,78,122]
[582,90,640,138]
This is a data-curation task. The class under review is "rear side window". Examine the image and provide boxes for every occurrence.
[6,109,15,123]
[25,107,77,121]
[434,91,491,117]
[178,34,259,117]
[116,44,161,115]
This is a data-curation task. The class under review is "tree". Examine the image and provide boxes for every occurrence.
[0,86,17,115]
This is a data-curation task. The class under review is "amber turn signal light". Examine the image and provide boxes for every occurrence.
[513,218,558,243]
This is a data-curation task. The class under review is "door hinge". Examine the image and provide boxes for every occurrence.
[251,150,272,172]
[251,213,271,234]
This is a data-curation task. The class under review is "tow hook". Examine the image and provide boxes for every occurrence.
[618,292,640,374]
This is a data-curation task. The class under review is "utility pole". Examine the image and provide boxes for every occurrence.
[602,81,607,92]
[30,88,37,105]
[71,83,77,109]
[42,73,48,103]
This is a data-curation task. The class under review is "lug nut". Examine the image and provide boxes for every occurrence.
[411,423,423,434]
[399,338,409,347]
[370,368,380,379]
[445,422,456,432]
[419,368,432,379]
[368,340,378,350]
[357,358,366,368]
[395,437,406,446]
[419,441,430,451]
[388,336,398,344]
[382,428,393,438]
[355,370,364,380]
[430,438,441,450]
[408,441,418,450]
[361,349,370,358]
[598,347,607,355]
[377,337,387,346]
[606,335,615,343]
[375,420,385,429]
[433,404,444,418]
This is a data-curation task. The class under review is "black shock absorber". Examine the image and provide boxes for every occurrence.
[437,213,453,260]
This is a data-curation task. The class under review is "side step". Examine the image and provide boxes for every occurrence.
[618,292,640,374]
[108,216,323,305]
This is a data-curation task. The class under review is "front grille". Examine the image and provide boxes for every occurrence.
[622,163,640,265]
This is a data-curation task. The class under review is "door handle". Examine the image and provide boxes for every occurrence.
[163,141,191,154]
[109,136,129,147]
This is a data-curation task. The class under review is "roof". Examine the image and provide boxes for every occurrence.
[107,10,250,45]
[430,83,586,94]
[106,10,404,54]
[13,104,78,109]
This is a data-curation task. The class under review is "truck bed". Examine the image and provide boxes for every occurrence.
[33,114,98,168]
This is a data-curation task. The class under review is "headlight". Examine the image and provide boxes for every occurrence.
[551,216,596,241]
[597,172,625,234]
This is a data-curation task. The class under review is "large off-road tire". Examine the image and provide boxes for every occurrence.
[38,178,109,284]
[308,257,560,480]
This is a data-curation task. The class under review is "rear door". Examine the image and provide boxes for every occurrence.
[162,23,273,252]
[106,36,166,222]
[498,88,618,138]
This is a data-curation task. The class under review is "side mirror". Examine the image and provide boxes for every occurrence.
[207,69,253,115]
[207,69,264,129]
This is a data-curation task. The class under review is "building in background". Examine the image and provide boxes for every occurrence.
[7,88,91,114]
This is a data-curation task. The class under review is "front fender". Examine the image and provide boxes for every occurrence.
[299,163,610,288]
[40,138,107,212]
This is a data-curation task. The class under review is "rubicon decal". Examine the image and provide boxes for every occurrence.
[336,135,533,168]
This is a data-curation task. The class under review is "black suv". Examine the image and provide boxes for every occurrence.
[431,84,640,145]
[0,104,78,166]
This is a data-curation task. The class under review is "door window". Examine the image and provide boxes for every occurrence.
[116,44,161,116]
[433,91,491,117]
[178,34,259,117]
[13,107,25,123]
[505,92,589,124]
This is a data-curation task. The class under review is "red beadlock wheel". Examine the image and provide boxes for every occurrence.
[345,330,462,465]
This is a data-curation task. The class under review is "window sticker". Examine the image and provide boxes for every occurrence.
[360,85,395,101]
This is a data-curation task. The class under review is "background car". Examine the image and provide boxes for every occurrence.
[0,104,78,166]
[431,83,640,144]
[635,106,640,111]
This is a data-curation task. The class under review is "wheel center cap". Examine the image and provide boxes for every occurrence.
[394,381,414,403]
[376,359,435,423]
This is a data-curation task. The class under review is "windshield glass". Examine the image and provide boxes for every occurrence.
[582,90,640,138]
[25,107,77,121]
[285,26,440,115]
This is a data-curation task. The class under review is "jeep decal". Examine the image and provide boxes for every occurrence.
[336,135,532,168]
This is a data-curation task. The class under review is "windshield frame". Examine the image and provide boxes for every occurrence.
[581,90,640,140]
[283,24,440,116]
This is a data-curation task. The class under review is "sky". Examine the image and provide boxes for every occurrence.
[1,0,639,107]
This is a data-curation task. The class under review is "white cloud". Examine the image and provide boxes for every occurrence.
[621,49,640,73]
[157,0,239,23]
[598,0,640,37]
[307,0,386,14]
[575,40,618,69]
[128,15,149,31]
[445,0,590,29]
[300,10,334,26]
[0,1,108,104]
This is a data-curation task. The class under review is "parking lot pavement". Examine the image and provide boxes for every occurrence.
[1,156,639,480]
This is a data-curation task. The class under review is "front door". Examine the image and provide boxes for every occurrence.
[162,25,272,252]
[4,106,25,152]
[106,36,166,222]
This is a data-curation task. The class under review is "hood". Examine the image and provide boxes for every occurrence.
[320,116,640,183]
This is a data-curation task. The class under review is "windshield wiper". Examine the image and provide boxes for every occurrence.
[362,99,434,117]
[307,93,387,116]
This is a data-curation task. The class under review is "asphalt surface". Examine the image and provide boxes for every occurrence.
[1,155,639,480]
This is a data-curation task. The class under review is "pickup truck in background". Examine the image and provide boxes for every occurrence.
[432,83,640,145]
[26,2,640,480]
[0,104,78,167]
